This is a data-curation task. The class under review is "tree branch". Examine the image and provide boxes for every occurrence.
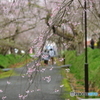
[0,40,27,51]
[52,26,74,41]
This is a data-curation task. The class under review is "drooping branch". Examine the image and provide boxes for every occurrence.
[52,25,74,41]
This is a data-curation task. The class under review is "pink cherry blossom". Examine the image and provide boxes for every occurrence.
[2,96,7,100]
[37,89,41,91]
[22,95,28,100]
[19,94,23,99]
[60,85,64,87]
[49,67,53,71]
[7,81,11,85]
[55,89,59,93]
[31,90,34,93]
[0,89,3,93]
[26,90,29,94]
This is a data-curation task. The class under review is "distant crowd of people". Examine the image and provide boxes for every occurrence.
[41,48,56,66]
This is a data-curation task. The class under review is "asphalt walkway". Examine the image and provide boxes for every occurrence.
[0,63,65,100]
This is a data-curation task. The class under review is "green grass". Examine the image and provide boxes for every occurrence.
[0,70,17,79]
[61,69,77,100]
[65,48,100,89]
[0,54,31,79]
[0,54,31,68]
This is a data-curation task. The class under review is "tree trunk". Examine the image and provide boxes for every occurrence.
[0,46,10,55]
[17,49,22,55]
[10,47,15,54]
[76,42,84,55]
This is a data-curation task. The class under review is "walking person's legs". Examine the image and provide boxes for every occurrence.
[44,60,48,66]
[51,57,54,65]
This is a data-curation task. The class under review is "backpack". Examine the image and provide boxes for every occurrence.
[49,50,55,57]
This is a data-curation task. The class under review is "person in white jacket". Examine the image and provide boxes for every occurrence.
[49,48,55,65]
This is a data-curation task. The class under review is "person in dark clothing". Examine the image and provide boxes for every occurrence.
[97,37,100,49]
[42,49,50,65]
[90,38,95,49]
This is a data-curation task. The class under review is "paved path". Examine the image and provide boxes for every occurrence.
[0,63,65,100]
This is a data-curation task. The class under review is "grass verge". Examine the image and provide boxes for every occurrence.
[64,48,100,97]
[0,54,32,79]
[61,68,77,100]
[0,54,31,68]
[0,70,17,79]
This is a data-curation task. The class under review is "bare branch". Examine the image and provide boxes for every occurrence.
[0,40,26,51]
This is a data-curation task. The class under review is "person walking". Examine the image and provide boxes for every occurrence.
[97,37,100,49]
[90,38,95,49]
[49,48,56,65]
[42,49,50,66]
